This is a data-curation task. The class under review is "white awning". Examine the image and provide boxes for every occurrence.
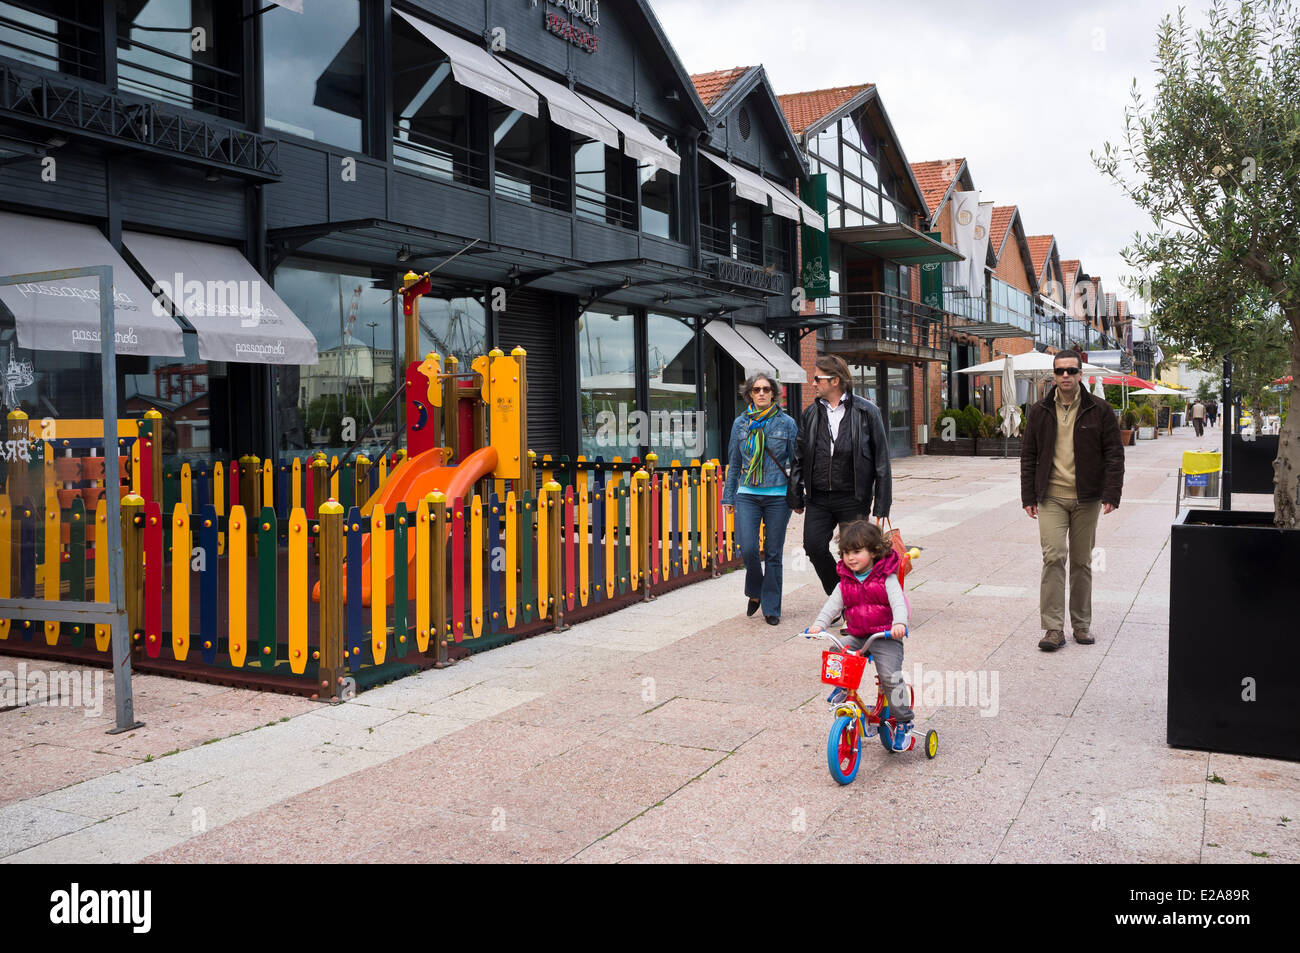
[705,322,804,384]
[394,10,538,117]
[701,153,799,223]
[0,211,184,357]
[579,96,680,176]
[497,59,618,149]
[768,179,825,232]
[734,325,807,383]
[123,232,319,365]
[268,0,303,11]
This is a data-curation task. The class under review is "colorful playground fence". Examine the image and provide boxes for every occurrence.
[1,420,740,698]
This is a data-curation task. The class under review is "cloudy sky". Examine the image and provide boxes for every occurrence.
[651,0,1212,316]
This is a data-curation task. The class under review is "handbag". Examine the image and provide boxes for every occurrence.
[876,517,913,586]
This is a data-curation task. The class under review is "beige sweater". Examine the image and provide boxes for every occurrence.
[1047,388,1079,500]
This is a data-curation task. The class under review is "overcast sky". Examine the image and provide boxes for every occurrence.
[651,0,1212,317]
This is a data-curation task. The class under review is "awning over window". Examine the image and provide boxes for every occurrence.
[705,321,805,384]
[122,232,319,365]
[497,59,619,149]
[0,211,184,357]
[701,153,799,224]
[269,0,303,11]
[580,96,680,176]
[734,324,807,383]
[768,179,825,232]
[833,222,963,264]
[394,10,539,118]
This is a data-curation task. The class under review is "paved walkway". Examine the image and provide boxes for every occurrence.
[2,425,1296,863]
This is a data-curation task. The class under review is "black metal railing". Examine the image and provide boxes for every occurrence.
[575,180,637,230]
[393,125,485,188]
[116,36,241,121]
[493,156,569,211]
[0,60,278,178]
[0,7,100,81]
[817,292,948,355]
[700,223,774,267]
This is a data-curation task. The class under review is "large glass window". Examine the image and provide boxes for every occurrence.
[646,313,701,458]
[264,0,362,149]
[578,308,637,460]
[417,294,486,370]
[392,15,477,185]
[574,139,635,228]
[991,278,1035,332]
[117,0,239,119]
[271,263,395,454]
[493,106,564,209]
[0,1,99,78]
[639,147,679,240]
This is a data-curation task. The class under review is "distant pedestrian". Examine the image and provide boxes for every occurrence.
[1191,399,1206,437]
[788,355,893,596]
[1021,349,1125,652]
[1207,401,1218,428]
[722,374,797,626]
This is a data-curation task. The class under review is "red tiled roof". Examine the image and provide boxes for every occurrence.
[690,67,753,109]
[777,84,873,136]
[1060,259,1081,299]
[990,205,1016,257]
[1026,235,1055,281]
[909,159,965,216]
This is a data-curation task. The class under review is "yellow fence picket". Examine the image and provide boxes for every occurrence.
[288,507,307,674]
[415,497,430,653]
[214,461,226,556]
[180,462,192,514]
[172,504,190,660]
[330,455,340,501]
[291,456,302,510]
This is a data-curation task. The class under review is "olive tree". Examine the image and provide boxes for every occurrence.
[1095,0,1300,526]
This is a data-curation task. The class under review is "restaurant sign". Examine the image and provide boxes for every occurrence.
[542,0,600,53]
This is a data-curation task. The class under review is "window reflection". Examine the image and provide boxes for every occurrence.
[272,264,394,454]
[117,0,236,118]
[646,313,700,457]
[418,294,486,371]
[493,107,561,209]
[578,308,637,460]
[264,0,362,149]
[393,15,475,184]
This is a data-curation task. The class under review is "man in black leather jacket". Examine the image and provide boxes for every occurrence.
[788,355,893,594]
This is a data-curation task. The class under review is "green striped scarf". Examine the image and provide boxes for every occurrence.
[743,403,780,485]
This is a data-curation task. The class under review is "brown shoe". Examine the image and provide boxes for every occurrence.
[1038,629,1065,651]
[1073,627,1094,644]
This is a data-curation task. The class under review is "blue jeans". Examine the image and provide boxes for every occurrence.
[733,493,792,619]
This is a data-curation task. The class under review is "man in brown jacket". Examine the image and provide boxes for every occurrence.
[1020,349,1125,651]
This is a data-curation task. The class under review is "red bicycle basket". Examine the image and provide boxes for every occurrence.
[821,650,867,690]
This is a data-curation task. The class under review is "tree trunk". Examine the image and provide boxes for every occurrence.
[1274,313,1300,529]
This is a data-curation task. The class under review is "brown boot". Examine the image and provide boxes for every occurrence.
[1038,629,1065,651]
[1073,627,1094,644]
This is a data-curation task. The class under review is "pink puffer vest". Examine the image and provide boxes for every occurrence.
[837,549,901,637]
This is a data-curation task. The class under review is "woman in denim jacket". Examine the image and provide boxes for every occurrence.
[722,373,798,625]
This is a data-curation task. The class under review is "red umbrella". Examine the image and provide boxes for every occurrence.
[1101,374,1156,389]
[1272,375,1293,385]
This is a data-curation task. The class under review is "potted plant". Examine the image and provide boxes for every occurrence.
[1097,2,1300,760]
[1119,407,1138,446]
[1136,403,1157,439]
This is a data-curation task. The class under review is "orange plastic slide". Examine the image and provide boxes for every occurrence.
[312,445,498,607]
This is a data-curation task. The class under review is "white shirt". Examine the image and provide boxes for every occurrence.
[821,393,850,442]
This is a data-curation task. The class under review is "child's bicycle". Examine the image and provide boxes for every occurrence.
[807,629,937,785]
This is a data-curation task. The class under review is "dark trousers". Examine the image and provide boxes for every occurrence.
[1193,418,1204,437]
[803,489,870,594]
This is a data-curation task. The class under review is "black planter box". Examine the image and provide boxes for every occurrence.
[926,437,976,455]
[1169,508,1300,761]
[1229,434,1279,494]
[976,436,1022,457]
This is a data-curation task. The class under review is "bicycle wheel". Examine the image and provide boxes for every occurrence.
[827,715,861,785]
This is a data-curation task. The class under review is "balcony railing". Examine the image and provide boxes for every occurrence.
[700,222,789,269]
[494,156,569,212]
[393,125,486,188]
[0,59,278,179]
[817,292,948,360]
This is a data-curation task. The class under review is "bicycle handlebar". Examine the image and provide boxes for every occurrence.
[803,629,895,653]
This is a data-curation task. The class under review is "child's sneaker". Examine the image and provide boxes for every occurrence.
[827,688,847,704]
[878,720,894,753]
[893,721,913,751]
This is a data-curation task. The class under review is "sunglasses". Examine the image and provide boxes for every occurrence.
[1053,367,1081,376]
[751,386,773,394]
[813,375,837,383]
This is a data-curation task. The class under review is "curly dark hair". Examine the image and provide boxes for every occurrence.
[837,519,891,561]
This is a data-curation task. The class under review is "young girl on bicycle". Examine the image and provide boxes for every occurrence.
[807,520,913,750]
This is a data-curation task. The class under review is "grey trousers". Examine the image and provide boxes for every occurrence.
[844,633,913,722]
[1038,497,1102,631]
